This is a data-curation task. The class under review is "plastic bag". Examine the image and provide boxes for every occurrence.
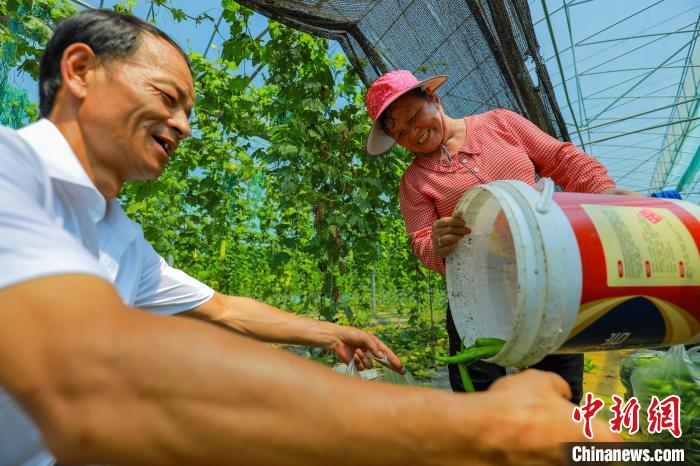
[689,345,700,366]
[338,353,416,385]
[619,349,664,400]
[629,345,700,464]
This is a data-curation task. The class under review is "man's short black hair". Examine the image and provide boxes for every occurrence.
[39,9,190,117]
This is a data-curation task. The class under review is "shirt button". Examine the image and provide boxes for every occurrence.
[461,158,468,164]
[472,167,480,173]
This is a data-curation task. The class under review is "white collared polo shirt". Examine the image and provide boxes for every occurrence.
[0,120,214,465]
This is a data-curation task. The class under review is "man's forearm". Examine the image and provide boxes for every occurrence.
[0,276,488,466]
[185,292,340,349]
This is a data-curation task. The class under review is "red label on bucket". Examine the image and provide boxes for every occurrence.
[554,194,700,352]
[639,208,663,224]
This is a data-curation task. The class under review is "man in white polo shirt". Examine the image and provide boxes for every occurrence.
[0,9,618,466]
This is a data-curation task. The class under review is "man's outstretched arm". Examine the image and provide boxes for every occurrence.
[183,292,404,372]
[0,274,619,466]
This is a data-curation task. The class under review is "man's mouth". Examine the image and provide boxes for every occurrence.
[152,135,173,157]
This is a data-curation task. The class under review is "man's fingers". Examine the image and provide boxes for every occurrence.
[590,419,624,442]
[592,418,625,442]
[358,335,405,374]
[531,369,573,401]
[490,369,572,401]
[549,372,573,401]
[352,352,365,370]
[337,328,406,374]
[355,349,373,370]
[360,333,381,355]
[375,340,405,374]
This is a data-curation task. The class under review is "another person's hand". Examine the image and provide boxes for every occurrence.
[481,369,622,464]
[328,325,405,374]
[600,187,641,196]
[432,217,471,258]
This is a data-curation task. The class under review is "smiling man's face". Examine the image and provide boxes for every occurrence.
[78,33,194,183]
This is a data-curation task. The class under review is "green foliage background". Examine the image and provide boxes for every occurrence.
[0,0,448,378]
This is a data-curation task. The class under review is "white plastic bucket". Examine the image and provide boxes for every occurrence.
[446,179,700,368]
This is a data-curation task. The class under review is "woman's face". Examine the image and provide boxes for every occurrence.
[381,91,443,154]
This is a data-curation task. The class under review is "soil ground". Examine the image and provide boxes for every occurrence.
[582,349,632,405]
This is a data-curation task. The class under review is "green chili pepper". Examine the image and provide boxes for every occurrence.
[457,362,475,392]
[436,344,503,364]
[677,380,697,391]
[475,338,506,347]
[436,339,507,393]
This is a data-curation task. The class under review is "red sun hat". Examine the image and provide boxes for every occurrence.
[365,70,448,156]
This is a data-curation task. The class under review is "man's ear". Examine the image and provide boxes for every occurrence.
[60,43,98,101]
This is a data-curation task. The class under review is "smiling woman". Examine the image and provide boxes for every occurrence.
[363,69,634,401]
[378,88,444,153]
[365,71,448,158]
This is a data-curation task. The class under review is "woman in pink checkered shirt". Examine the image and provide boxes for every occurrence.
[364,70,636,402]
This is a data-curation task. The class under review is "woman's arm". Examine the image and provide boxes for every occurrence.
[399,174,447,274]
[498,109,616,193]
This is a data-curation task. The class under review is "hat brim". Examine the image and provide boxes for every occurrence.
[365,75,448,156]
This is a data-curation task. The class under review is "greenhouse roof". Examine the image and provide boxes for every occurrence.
[529,0,700,202]
[8,0,700,202]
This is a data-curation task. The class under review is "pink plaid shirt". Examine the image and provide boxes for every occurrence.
[399,109,616,275]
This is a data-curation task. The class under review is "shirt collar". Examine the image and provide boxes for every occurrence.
[461,115,482,155]
[18,118,107,221]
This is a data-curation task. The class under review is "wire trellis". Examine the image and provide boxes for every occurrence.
[234,0,571,140]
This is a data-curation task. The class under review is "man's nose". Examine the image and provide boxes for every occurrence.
[170,109,191,140]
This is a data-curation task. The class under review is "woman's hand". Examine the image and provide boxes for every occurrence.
[432,217,471,258]
[600,187,641,196]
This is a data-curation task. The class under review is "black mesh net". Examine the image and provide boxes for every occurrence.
[237,0,569,140]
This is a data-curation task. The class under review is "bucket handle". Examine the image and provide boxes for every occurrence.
[536,178,555,213]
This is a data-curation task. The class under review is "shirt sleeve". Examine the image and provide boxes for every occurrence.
[0,127,109,289]
[496,109,616,193]
[399,171,446,275]
[132,238,214,315]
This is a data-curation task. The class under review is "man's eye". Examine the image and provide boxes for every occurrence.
[161,92,175,106]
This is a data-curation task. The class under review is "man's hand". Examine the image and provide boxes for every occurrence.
[432,217,471,258]
[479,369,622,464]
[329,325,405,374]
[600,187,640,196]
[188,294,405,373]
